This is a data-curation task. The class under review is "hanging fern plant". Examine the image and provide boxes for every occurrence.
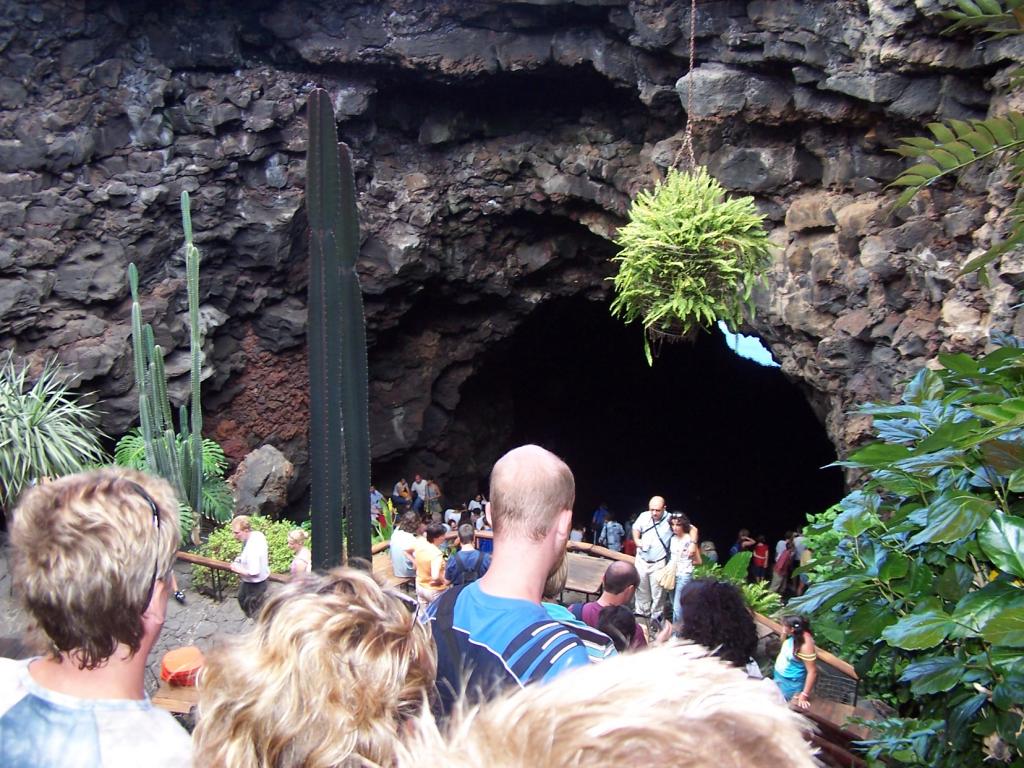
[609,167,773,364]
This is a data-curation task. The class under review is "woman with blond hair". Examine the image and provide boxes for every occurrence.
[193,568,436,768]
[287,529,311,576]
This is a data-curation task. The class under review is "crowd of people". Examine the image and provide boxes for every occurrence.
[592,497,817,605]
[726,526,815,597]
[0,452,821,767]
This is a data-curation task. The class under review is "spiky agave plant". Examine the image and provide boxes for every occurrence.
[0,352,107,511]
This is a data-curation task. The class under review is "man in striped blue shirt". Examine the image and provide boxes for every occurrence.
[425,445,589,716]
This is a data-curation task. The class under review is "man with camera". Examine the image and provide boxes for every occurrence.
[632,495,672,620]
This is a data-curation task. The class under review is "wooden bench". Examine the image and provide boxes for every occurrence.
[151,681,198,715]
[371,547,414,593]
[563,551,609,601]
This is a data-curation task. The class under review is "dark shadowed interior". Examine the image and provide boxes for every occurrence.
[447,295,845,553]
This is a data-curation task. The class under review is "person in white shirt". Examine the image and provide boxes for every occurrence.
[390,512,422,579]
[411,474,428,513]
[231,515,270,618]
[444,507,462,528]
[631,495,672,619]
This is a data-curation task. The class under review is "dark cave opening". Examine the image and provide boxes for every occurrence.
[453,295,846,555]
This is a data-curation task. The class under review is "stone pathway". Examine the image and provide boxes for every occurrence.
[0,549,279,694]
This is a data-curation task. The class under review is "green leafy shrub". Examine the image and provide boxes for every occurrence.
[0,352,107,512]
[372,498,396,545]
[800,504,845,584]
[610,167,773,364]
[191,516,300,591]
[693,552,783,616]
[789,340,1024,767]
[114,429,234,525]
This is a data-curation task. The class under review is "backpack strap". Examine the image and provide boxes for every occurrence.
[431,584,468,666]
[448,552,464,582]
[569,602,585,621]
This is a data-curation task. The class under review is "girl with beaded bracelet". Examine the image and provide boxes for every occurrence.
[773,614,818,709]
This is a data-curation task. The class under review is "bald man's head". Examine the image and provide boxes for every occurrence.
[489,445,575,541]
[603,561,641,596]
[648,496,666,522]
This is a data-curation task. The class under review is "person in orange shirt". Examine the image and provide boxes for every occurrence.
[409,523,449,610]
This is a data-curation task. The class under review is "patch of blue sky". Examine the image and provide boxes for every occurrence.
[717,321,779,368]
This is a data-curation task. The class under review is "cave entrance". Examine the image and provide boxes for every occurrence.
[452,295,846,554]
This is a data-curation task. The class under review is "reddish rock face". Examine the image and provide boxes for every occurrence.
[0,0,1019,506]
[208,329,309,466]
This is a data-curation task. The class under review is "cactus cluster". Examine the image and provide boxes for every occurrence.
[127,190,210,541]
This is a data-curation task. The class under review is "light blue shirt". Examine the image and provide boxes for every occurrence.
[0,658,191,768]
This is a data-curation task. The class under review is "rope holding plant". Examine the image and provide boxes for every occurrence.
[610,166,773,365]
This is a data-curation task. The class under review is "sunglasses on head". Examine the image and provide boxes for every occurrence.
[128,482,161,607]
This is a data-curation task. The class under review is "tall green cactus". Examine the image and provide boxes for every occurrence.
[306,88,372,567]
[127,190,206,541]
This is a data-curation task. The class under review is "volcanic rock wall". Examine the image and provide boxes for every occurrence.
[1,0,1021,500]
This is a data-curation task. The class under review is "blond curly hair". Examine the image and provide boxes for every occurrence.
[9,468,180,669]
[194,567,436,768]
[397,643,818,768]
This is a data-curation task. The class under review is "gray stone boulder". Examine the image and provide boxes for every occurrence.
[229,444,294,519]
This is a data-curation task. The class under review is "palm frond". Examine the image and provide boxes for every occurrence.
[942,0,1024,38]
[889,115,1024,274]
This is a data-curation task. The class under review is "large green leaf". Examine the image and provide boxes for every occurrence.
[917,419,984,453]
[948,693,988,743]
[908,494,995,545]
[971,398,1024,425]
[978,513,1024,578]
[840,442,913,468]
[899,656,967,694]
[892,559,940,600]
[879,551,913,582]
[1009,468,1024,492]
[722,551,752,581]
[874,469,936,497]
[904,368,945,405]
[787,574,868,615]
[892,448,965,474]
[979,439,1024,475]
[935,562,974,602]
[951,582,1024,638]
[845,601,899,645]
[882,607,956,650]
[836,491,881,535]
[982,610,1024,647]
[992,673,1024,710]
[939,352,981,377]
